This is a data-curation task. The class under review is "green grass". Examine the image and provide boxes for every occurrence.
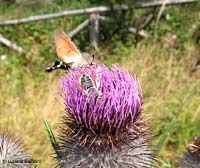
[1,1,200,167]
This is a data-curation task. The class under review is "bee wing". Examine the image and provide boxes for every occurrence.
[95,66,102,91]
[54,29,82,64]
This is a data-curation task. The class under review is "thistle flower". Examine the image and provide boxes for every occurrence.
[179,136,200,168]
[0,129,31,168]
[57,64,155,168]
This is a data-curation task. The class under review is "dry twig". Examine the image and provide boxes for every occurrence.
[0,34,25,54]
[0,0,197,25]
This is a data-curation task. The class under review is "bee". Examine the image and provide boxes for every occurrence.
[79,67,102,96]
[46,29,94,72]
[79,75,96,94]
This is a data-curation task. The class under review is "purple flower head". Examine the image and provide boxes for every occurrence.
[57,64,155,168]
[59,64,143,135]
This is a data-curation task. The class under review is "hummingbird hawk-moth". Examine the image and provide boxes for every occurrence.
[46,29,94,72]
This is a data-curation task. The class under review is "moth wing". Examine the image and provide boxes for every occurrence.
[54,29,82,63]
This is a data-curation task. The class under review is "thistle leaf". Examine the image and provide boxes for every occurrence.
[44,119,59,151]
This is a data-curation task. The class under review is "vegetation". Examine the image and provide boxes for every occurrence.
[0,1,200,167]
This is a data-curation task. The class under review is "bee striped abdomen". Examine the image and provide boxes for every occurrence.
[80,75,95,92]
[79,74,102,102]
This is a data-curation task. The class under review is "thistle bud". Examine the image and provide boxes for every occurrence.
[179,136,200,168]
[0,129,31,168]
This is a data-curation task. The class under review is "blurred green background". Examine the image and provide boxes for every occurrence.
[0,0,200,167]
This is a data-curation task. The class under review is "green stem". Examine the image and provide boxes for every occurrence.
[156,118,176,154]
[44,119,59,151]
